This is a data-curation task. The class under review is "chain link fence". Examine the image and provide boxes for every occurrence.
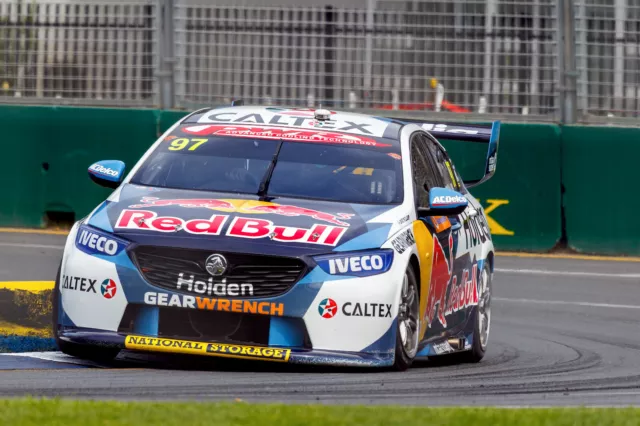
[575,0,640,119]
[173,0,559,119]
[0,0,638,122]
[0,0,155,105]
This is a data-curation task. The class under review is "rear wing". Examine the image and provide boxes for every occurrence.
[397,120,501,188]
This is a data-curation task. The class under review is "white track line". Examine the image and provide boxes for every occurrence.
[0,352,102,367]
[0,242,64,250]
[494,297,640,310]
[495,268,640,279]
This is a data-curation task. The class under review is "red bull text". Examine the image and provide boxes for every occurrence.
[425,234,479,329]
[129,197,354,227]
[115,210,347,246]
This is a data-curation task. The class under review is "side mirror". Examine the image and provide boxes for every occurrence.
[88,160,125,189]
[418,187,468,216]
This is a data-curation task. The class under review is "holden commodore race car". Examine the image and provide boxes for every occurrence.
[54,105,499,370]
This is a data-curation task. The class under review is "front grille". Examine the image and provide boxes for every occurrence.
[118,305,312,349]
[131,246,306,298]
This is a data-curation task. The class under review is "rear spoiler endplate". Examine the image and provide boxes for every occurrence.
[394,119,501,188]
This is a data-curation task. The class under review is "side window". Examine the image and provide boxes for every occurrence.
[414,134,444,188]
[421,135,460,191]
[410,139,432,208]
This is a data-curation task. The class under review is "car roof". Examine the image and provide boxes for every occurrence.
[181,106,405,144]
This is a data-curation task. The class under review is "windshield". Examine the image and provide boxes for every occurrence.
[131,129,403,204]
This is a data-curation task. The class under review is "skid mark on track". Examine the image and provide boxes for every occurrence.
[465,338,602,381]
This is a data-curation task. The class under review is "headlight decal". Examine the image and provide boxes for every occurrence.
[313,249,393,278]
[75,224,129,257]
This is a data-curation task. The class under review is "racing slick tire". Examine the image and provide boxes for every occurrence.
[52,263,120,362]
[458,261,492,363]
[392,266,420,371]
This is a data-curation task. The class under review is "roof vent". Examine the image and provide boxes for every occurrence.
[314,108,332,121]
[231,99,244,107]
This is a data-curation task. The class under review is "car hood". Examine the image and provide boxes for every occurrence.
[85,184,399,257]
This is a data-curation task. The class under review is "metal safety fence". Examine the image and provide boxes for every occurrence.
[575,0,640,119]
[173,1,559,118]
[0,0,639,123]
[0,0,155,106]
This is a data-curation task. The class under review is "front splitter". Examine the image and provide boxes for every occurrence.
[59,329,394,368]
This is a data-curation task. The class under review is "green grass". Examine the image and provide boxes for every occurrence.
[0,399,639,426]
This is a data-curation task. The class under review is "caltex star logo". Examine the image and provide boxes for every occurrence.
[318,298,338,318]
[101,279,117,299]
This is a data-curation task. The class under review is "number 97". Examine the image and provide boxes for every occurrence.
[168,138,208,151]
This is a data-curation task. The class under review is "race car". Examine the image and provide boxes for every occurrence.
[53,105,499,370]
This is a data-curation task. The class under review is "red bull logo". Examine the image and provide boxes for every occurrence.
[130,197,235,211]
[129,197,354,227]
[244,204,353,227]
[425,235,480,329]
[115,210,347,246]
[425,234,453,328]
[444,264,478,317]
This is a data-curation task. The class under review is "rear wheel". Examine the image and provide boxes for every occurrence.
[52,263,120,362]
[392,267,420,371]
[458,261,492,363]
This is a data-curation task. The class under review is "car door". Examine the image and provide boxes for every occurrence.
[416,133,476,336]
[409,133,456,342]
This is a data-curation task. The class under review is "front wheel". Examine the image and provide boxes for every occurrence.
[52,263,120,362]
[392,267,420,371]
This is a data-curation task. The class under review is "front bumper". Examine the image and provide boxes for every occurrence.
[58,225,408,366]
[59,328,395,367]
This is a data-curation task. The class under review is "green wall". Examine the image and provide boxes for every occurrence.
[0,106,161,227]
[445,124,562,252]
[562,126,640,255]
[3,104,637,255]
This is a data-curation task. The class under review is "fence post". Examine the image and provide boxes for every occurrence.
[613,0,626,114]
[574,0,587,118]
[557,0,577,124]
[155,0,175,110]
[363,0,376,109]
[482,0,496,110]
[324,5,335,107]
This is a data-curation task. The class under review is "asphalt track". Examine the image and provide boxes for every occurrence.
[2,232,640,406]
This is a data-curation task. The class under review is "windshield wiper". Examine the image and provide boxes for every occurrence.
[257,139,284,200]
